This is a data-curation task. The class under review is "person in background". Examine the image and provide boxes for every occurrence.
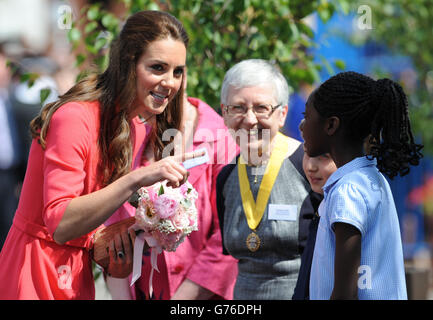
[0,44,23,250]
[217,59,311,299]
[9,54,59,161]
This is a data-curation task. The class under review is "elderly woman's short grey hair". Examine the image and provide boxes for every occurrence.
[220,59,290,106]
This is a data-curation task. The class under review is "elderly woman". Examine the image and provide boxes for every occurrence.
[216,59,311,299]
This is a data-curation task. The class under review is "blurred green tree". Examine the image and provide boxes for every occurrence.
[66,0,349,109]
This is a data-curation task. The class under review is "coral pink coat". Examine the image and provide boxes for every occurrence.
[0,101,148,299]
[106,98,239,300]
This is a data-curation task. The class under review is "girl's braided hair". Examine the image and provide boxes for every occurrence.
[313,71,423,179]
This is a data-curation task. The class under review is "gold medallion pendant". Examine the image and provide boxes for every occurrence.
[238,133,290,254]
[246,232,261,252]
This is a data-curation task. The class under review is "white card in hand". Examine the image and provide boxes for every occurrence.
[268,204,298,221]
[182,148,209,169]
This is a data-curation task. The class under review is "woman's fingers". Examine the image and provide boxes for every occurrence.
[139,150,202,188]
[120,229,133,263]
[161,168,183,188]
[167,157,188,174]
[164,159,187,179]
[172,149,205,163]
[108,239,116,264]
[157,158,188,187]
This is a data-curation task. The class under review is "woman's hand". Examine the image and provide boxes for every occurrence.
[106,228,136,278]
[137,149,204,188]
[53,151,204,246]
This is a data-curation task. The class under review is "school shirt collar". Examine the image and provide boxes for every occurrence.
[322,156,377,197]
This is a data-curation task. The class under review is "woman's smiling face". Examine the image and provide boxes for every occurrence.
[222,85,287,164]
[133,37,186,119]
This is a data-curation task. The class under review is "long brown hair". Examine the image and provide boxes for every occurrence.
[30,11,189,186]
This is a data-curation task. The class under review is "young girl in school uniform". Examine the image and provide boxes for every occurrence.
[300,71,423,300]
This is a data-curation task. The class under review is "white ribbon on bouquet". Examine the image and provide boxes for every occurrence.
[130,225,162,299]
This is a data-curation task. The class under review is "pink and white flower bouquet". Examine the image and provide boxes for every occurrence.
[130,180,198,292]
[134,180,198,251]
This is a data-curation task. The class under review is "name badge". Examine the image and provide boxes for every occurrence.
[268,204,298,221]
[183,148,209,169]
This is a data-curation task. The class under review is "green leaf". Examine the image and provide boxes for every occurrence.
[158,185,164,195]
[317,1,333,23]
[87,5,100,21]
[20,73,30,83]
[75,54,86,67]
[76,71,89,83]
[5,59,18,74]
[298,21,314,39]
[94,37,107,51]
[101,13,119,31]
[92,261,102,280]
[94,54,109,72]
[67,27,81,44]
[40,88,51,105]
[289,22,300,42]
[334,59,346,70]
[20,72,39,88]
[84,21,98,34]
[85,44,97,55]
[148,3,160,10]
[191,2,201,14]
[208,76,220,91]
[337,0,351,15]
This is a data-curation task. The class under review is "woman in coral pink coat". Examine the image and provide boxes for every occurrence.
[0,11,200,299]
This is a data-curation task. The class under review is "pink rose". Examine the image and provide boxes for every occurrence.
[169,208,189,229]
[154,194,178,219]
[179,183,189,197]
[147,187,158,202]
[152,230,183,251]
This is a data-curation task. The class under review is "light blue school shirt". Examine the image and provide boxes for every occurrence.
[309,156,407,300]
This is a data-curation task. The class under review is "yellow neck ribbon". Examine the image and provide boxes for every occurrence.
[238,132,290,231]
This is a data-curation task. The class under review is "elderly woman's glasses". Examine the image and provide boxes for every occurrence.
[225,104,281,118]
